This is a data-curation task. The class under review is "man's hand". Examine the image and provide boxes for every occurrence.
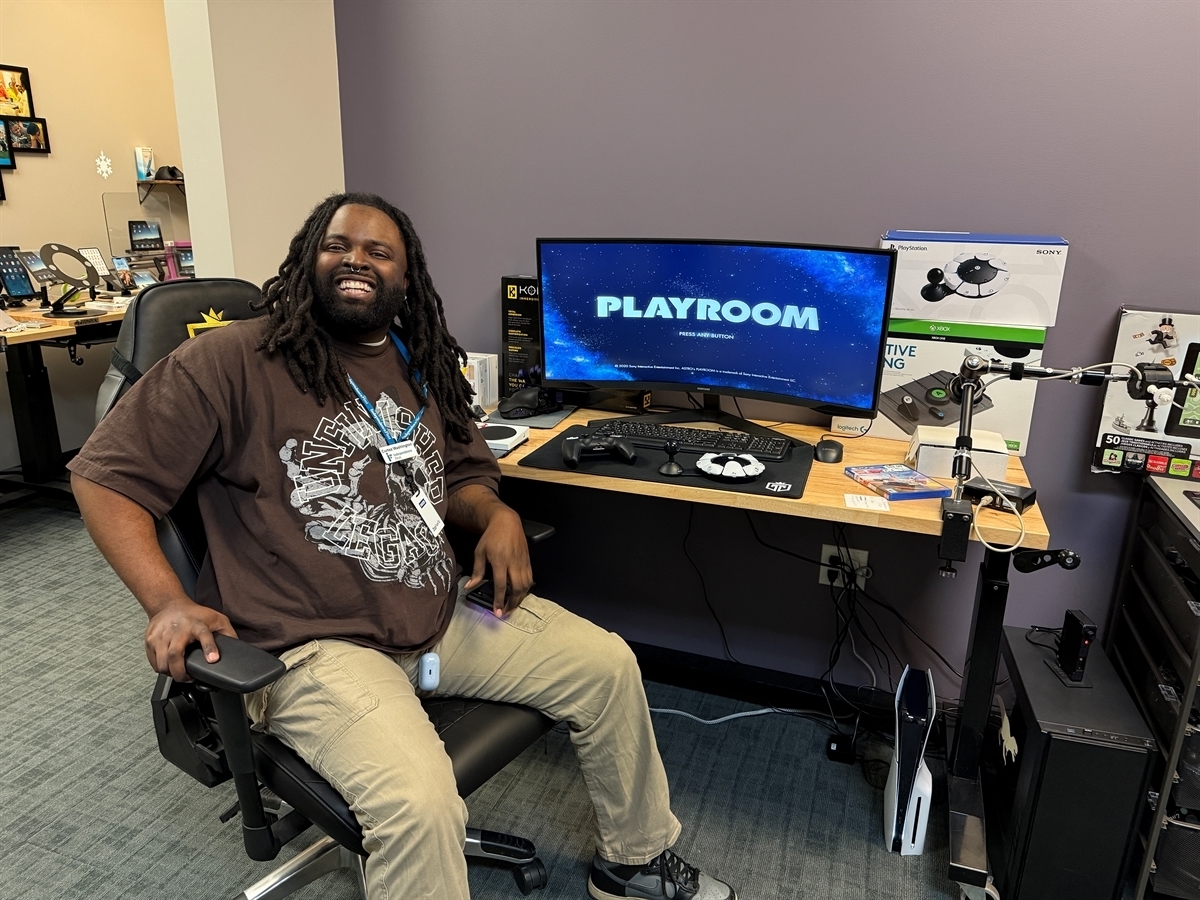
[145,598,238,682]
[449,484,532,616]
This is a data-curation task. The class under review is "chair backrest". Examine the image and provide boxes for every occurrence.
[95,277,264,594]
[95,277,263,424]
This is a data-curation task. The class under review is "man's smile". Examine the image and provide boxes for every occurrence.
[335,275,376,298]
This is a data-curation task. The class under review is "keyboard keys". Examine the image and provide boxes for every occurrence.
[589,421,792,461]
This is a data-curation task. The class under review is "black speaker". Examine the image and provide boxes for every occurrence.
[1056,609,1097,682]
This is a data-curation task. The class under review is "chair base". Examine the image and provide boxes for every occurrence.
[239,834,363,900]
[237,828,546,899]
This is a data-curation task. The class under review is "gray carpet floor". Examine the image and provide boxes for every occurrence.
[0,499,960,899]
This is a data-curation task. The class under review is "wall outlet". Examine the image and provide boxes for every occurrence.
[818,544,869,589]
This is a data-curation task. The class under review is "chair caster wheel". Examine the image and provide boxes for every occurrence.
[513,857,547,894]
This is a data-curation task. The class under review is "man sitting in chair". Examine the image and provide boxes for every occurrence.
[69,192,737,900]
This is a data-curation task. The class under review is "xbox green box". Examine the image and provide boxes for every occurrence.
[831,319,1045,456]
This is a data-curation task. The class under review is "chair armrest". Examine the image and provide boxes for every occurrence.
[185,633,286,694]
[183,634,288,861]
[522,519,555,545]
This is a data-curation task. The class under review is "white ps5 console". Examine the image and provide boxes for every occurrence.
[884,665,936,856]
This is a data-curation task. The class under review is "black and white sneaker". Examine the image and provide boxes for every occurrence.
[588,849,737,900]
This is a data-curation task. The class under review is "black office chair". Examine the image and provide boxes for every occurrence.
[96,278,555,898]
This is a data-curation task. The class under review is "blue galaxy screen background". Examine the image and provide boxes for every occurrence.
[539,240,894,412]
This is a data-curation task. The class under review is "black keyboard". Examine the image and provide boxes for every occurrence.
[589,420,793,461]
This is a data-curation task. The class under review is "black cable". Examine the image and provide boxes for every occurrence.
[743,511,971,753]
[743,511,829,568]
[1025,627,1060,651]
[681,503,740,663]
[832,525,903,689]
[855,584,964,681]
[819,417,874,442]
[745,512,902,728]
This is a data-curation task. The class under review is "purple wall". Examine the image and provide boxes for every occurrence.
[335,1,1200,685]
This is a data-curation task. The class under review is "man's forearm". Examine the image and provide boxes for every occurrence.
[445,483,517,533]
[71,472,191,617]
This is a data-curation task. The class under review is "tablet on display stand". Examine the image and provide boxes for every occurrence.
[0,246,39,306]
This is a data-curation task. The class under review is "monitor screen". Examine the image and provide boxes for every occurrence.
[128,219,164,252]
[538,239,896,417]
[0,246,37,298]
[16,249,59,285]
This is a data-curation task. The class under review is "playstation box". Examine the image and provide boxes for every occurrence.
[882,231,1068,328]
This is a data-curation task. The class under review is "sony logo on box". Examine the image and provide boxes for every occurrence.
[882,231,1069,329]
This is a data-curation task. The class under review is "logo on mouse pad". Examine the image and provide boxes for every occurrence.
[766,481,792,493]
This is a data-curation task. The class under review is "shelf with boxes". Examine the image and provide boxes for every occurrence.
[1107,477,1200,900]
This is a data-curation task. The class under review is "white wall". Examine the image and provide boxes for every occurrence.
[164,0,345,288]
[0,0,347,470]
[0,0,186,466]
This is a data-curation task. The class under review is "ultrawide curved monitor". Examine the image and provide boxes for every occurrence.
[538,238,896,418]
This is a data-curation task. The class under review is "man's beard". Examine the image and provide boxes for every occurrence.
[313,274,407,338]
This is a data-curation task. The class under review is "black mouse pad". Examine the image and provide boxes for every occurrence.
[518,425,814,498]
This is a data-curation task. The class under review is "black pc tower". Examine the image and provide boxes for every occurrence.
[980,625,1155,900]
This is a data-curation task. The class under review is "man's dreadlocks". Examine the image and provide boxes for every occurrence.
[254,192,477,443]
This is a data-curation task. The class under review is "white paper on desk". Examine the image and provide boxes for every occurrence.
[845,493,890,511]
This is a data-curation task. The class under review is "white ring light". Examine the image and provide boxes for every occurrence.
[40,243,101,289]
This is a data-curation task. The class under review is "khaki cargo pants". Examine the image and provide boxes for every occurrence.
[245,586,681,899]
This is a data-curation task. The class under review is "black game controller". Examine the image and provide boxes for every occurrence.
[562,433,637,469]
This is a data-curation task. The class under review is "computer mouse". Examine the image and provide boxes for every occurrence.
[497,387,542,419]
[814,438,844,464]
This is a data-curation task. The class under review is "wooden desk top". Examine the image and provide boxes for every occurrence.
[499,409,1050,550]
[1,304,127,347]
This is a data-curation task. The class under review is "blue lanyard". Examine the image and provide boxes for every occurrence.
[347,333,427,445]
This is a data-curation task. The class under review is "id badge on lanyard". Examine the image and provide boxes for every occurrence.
[379,441,417,464]
[348,335,443,536]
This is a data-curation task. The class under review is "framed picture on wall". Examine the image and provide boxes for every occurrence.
[2,116,49,153]
[0,65,33,117]
[0,171,6,202]
[0,123,15,170]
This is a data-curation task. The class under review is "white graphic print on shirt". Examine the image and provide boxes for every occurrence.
[278,393,452,590]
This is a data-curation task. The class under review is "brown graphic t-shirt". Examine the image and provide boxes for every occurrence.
[69,319,500,654]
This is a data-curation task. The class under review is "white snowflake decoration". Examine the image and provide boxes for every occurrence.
[95,151,112,179]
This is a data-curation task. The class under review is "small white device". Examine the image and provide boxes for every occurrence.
[884,665,936,856]
[478,423,529,453]
[418,651,440,691]
[696,452,765,483]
